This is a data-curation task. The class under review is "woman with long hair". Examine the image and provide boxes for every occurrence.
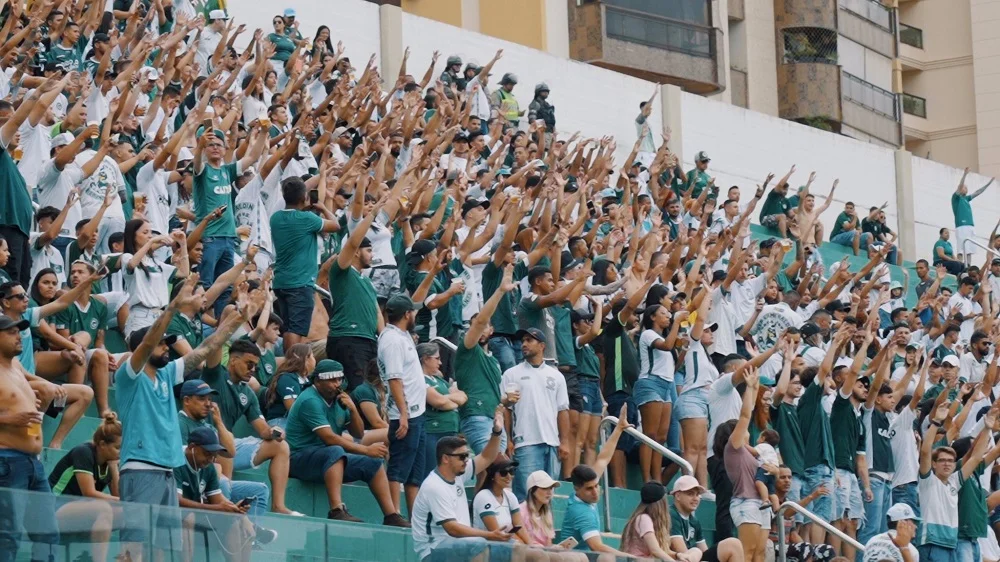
[472,456,532,544]
[28,268,58,351]
[677,292,717,488]
[350,358,389,445]
[725,367,768,562]
[621,482,681,561]
[262,343,316,428]
[519,471,560,547]
[635,304,685,483]
[48,412,122,562]
[117,218,189,336]
[310,25,334,60]
[748,385,773,446]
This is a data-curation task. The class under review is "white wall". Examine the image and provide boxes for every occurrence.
[400,13,663,166]
[681,93,899,240]
[222,0,381,65]
[910,157,1000,257]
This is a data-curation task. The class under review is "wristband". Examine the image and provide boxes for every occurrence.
[930,420,943,428]
[492,428,503,436]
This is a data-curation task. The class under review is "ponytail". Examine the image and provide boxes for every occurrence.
[93,411,122,444]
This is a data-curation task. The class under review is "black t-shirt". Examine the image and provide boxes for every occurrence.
[48,443,110,496]
[601,313,639,396]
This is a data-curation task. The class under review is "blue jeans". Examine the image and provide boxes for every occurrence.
[919,544,958,562]
[956,539,981,562]
[858,477,891,546]
[891,482,919,518]
[219,477,270,518]
[830,230,873,250]
[424,536,489,562]
[802,464,835,522]
[0,450,59,562]
[513,444,560,502]
[200,237,236,317]
[461,415,507,456]
[488,336,522,374]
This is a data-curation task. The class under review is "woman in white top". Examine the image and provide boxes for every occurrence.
[472,457,532,545]
[635,304,685,483]
[677,291,719,487]
[117,218,189,336]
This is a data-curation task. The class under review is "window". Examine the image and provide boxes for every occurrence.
[602,0,711,26]
[900,24,923,49]
[782,28,839,64]
[902,93,927,118]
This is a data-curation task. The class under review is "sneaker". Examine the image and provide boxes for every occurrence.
[253,525,278,545]
[383,513,411,528]
[328,506,363,523]
[701,491,716,501]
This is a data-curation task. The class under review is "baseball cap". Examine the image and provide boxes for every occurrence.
[640,481,666,504]
[942,355,959,367]
[992,258,1000,266]
[313,359,345,380]
[599,188,617,199]
[526,470,560,490]
[180,379,217,397]
[385,295,419,315]
[359,236,373,249]
[0,315,29,331]
[570,309,595,323]
[514,327,546,344]
[128,327,178,352]
[332,126,351,139]
[671,475,706,495]
[51,132,74,149]
[188,427,231,456]
[283,8,296,17]
[406,239,437,265]
[890,280,903,290]
[886,503,921,522]
[141,66,160,81]
[801,323,822,339]
[178,147,194,162]
[460,198,489,217]
[453,131,470,143]
[208,9,230,20]
[695,150,710,162]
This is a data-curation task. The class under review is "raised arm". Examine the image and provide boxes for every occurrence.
[730,368,759,449]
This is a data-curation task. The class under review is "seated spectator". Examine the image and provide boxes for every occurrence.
[471,456,532,544]
[771,465,834,562]
[519,471,562,548]
[933,228,966,276]
[669,475,745,562]
[48,412,122,562]
[621,481,687,561]
[862,503,919,562]
[829,201,872,256]
[351,358,389,444]
[283,360,408,526]
[261,343,316,429]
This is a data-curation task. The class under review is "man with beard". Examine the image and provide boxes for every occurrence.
[377,294,427,518]
[115,275,259,560]
[456,264,515,456]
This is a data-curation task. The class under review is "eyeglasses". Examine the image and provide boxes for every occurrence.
[446,452,470,461]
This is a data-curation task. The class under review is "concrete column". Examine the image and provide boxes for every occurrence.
[379,4,404,90]
[661,84,684,165]
[709,0,732,104]
[894,149,916,262]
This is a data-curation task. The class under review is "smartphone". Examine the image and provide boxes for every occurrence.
[97,265,110,278]
[365,152,379,167]
[202,118,213,132]
[271,428,283,440]
[309,190,319,205]
[508,526,522,534]
[237,496,255,508]
[557,537,578,549]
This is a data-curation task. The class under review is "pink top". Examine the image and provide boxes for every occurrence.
[621,514,655,558]
[518,501,554,547]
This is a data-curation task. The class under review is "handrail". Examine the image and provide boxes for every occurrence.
[775,501,864,561]
[963,238,1000,267]
[313,284,331,300]
[597,416,694,532]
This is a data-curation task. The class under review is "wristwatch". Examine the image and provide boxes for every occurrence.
[492,428,503,436]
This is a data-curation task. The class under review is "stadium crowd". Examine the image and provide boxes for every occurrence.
[1,1,999,562]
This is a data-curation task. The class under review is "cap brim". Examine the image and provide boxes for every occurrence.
[514,329,543,342]
[200,444,232,457]
[706,323,719,332]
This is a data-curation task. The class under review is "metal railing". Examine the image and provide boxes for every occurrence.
[775,501,864,561]
[900,23,923,48]
[963,238,1000,266]
[839,0,892,30]
[598,415,694,532]
[842,70,900,120]
[902,93,927,118]
[604,5,716,58]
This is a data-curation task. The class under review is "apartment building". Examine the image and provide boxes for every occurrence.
[398,0,999,176]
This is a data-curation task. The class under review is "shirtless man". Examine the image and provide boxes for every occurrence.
[793,175,836,247]
[0,314,65,562]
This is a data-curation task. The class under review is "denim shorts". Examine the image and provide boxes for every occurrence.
[289,445,381,484]
[387,415,427,486]
[233,436,263,470]
[834,468,864,521]
[632,376,674,407]
[803,464,835,522]
[676,387,709,420]
[605,391,639,455]
[274,286,315,337]
[577,376,603,416]
[730,497,767,528]
[919,543,960,562]
[461,415,508,455]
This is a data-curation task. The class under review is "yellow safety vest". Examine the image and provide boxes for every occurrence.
[498,90,520,122]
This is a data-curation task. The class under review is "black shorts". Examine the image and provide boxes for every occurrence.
[273,286,315,337]
[559,367,584,413]
[327,336,378,391]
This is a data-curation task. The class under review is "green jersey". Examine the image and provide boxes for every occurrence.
[165,312,203,360]
[669,505,704,549]
[481,260,526,336]
[933,239,954,265]
[263,372,306,421]
[957,461,988,539]
[178,411,213,444]
[770,402,805,476]
[350,382,385,431]
[830,212,857,240]
[574,338,600,378]
[201,364,264,430]
[797,377,835,470]
[286,386,352,452]
[51,298,108,347]
[0,145,32,236]
[173,461,220,504]
[830,393,865,472]
[405,268,456,342]
[47,35,89,72]
[865,407,894,474]
[759,190,790,222]
[455,341,503,420]
[424,375,459,434]
[517,293,557,362]
[269,209,324,289]
[551,304,576,369]
[193,161,239,238]
[327,263,379,341]
[952,192,975,227]
[685,168,710,199]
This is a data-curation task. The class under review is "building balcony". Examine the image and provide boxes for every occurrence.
[568,1,726,94]
[841,70,902,146]
[838,0,896,59]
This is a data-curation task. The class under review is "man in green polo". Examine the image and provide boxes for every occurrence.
[685,151,712,199]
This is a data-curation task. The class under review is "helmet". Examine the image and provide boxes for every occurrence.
[534,82,550,95]
[446,55,462,67]
[501,72,518,85]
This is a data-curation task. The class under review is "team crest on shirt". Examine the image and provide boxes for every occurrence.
[545,377,556,391]
[265,364,274,374]
[456,485,463,496]
[239,394,248,406]
[90,319,99,329]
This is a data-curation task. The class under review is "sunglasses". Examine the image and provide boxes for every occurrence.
[3,293,28,301]
[497,468,514,476]
[446,452,470,461]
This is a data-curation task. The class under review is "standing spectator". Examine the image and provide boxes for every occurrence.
[502,327,570,501]
[116,220,190,337]
[635,303,686,483]
[270,176,339,349]
[517,265,586,365]
[440,55,465,90]
[725,367,768,562]
[952,167,994,261]
[669,475,746,562]
[914,259,934,298]
[859,350,905,550]
[862,503,920,562]
[0,314,61,562]
[829,201,872,256]
[679,293,720,487]
[571,302,604,468]
[420,342,466,479]
[890,358,928,517]
[283,360,408,526]
[378,294,428,516]
[410,411,509,561]
[635,89,658,168]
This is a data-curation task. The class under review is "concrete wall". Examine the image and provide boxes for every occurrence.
[911,157,999,257]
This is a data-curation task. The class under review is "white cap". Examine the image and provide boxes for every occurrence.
[51,132,75,148]
[834,357,853,369]
[942,354,959,367]
[141,66,160,80]
[525,471,560,491]
[671,475,706,495]
[208,9,230,20]
[178,147,194,161]
[886,503,921,522]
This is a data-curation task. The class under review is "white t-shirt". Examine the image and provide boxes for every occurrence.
[862,531,919,562]
[959,351,988,383]
[889,366,917,395]
[121,254,176,309]
[945,292,978,345]
[731,275,767,326]
[707,287,738,356]
[76,150,126,221]
[411,459,475,561]
[348,211,396,268]
[638,329,675,381]
[17,121,54,187]
[706,372,743,458]
[29,233,66,285]
[472,488,520,532]
[233,174,275,257]
[501,361,569,449]
[376,324,427,420]
[136,166,173,236]
[750,303,803,351]
[917,470,959,547]
[682,339,718,393]
[35,159,84,237]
